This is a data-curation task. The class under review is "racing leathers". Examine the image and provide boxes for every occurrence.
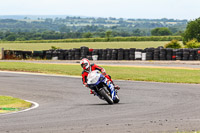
[81,63,113,87]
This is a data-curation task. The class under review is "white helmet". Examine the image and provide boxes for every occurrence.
[80,58,90,70]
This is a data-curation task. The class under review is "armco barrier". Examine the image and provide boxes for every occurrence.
[3,46,200,61]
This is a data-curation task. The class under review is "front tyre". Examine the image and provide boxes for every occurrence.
[99,89,114,104]
[114,94,120,103]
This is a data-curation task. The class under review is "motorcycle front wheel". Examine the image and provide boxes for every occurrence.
[114,94,120,103]
[99,89,114,104]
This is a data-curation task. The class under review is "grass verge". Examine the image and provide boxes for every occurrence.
[0,96,32,113]
[0,62,199,84]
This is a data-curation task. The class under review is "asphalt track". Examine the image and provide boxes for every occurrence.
[0,71,200,133]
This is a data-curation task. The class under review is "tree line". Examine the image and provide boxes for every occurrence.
[4,16,200,44]
[0,16,187,39]
[0,27,180,41]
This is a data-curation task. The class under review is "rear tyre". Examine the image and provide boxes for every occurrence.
[99,89,114,104]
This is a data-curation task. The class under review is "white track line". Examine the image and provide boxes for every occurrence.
[0,100,39,116]
[0,70,79,116]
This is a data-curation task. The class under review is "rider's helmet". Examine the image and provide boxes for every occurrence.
[80,58,90,70]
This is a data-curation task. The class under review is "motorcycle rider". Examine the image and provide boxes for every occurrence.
[80,58,120,94]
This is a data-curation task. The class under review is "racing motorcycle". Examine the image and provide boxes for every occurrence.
[87,70,120,104]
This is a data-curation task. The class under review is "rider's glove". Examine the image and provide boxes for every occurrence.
[101,69,106,76]
[102,72,106,76]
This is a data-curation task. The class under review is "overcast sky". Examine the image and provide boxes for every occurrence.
[0,0,199,20]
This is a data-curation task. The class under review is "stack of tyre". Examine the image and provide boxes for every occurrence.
[4,47,200,61]
[182,49,190,60]
[13,51,23,59]
[124,49,130,60]
[129,48,135,60]
[74,48,81,60]
[102,49,107,60]
[86,49,93,60]
[118,49,124,60]
[4,50,13,59]
[57,49,66,60]
[51,50,58,59]
[176,49,183,60]
[23,51,33,59]
[92,49,98,56]
[33,51,43,59]
[111,49,118,60]
[189,49,196,60]
[92,49,99,60]
[154,48,160,60]
[197,49,200,60]
[80,46,89,59]
[67,50,72,60]
[146,48,154,60]
[160,48,166,60]
[64,50,69,60]
[98,49,103,60]
[46,50,53,59]
[172,49,177,60]
[69,49,76,60]
[166,48,173,60]
[106,49,112,60]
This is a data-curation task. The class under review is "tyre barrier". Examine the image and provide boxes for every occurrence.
[3,47,200,61]
[33,51,46,59]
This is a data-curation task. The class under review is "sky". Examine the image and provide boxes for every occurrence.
[0,0,199,20]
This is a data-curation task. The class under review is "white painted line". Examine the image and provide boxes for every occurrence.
[0,100,39,116]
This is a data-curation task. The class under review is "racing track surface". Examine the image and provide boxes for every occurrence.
[0,71,200,133]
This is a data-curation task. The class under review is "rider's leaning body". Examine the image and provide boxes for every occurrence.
[80,58,120,94]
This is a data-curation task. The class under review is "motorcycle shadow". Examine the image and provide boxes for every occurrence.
[85,102,125,106]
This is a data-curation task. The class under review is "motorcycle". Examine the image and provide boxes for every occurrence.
[87,70,120,104]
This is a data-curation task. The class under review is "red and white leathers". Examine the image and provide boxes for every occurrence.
[80,58,120,93]
[81,63,113,87]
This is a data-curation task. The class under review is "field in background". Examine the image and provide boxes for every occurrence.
[0,41,173,51]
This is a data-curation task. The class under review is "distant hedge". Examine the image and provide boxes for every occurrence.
[1,36,182,43]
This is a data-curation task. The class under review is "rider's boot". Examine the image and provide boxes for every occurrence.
[90,89,102,99]
[114,85,120,90]
[90,89,94,94]
[111,81,120,90]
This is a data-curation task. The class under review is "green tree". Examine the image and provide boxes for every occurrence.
[105,31,112,39]
[82,32,93,38]
[6,34,16,41]
[132,29,143,36]
[151,27,172,36]
[185,39,200,48]
[182,18,200,44]
[59,26,70,33]
[164,40,182,49]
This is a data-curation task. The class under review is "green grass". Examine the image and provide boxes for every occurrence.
[0,96,32,113]
[105,66,200,84]
[0,41,171,51]
[0,62,199,84]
